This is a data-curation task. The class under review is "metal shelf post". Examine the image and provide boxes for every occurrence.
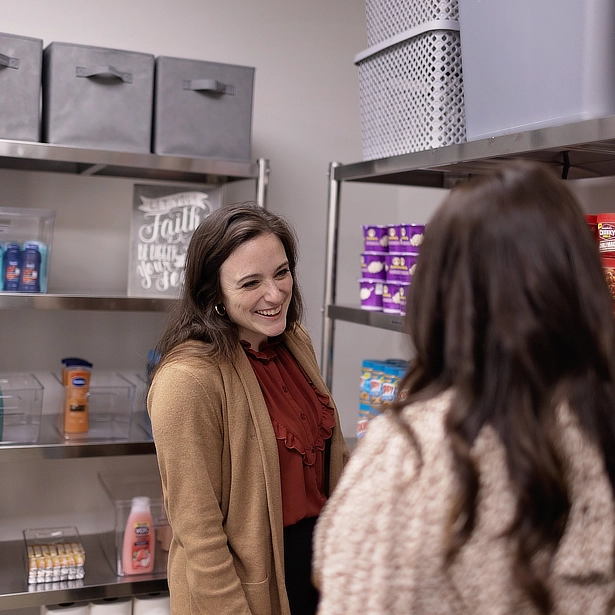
[321,162,341,390]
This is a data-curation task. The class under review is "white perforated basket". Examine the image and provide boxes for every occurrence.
[356,25,465,160]
[365,0,459,46]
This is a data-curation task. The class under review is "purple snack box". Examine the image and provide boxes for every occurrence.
[385,253,410,283]
[405,252,419,283]
[362,225,388,253]
[387,225,402,252]
[382,281,403,314]
[399,284,408,315]
[361,252,386,280]
[399,224,425,253]
[358,278,383,311]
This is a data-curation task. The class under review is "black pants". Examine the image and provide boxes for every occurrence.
[284,516,319,615]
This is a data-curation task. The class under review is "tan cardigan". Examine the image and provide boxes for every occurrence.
[314,389,615,614]
[148,324,349,615]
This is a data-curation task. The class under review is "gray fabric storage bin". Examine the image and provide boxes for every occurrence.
[153,56,254,162]
[42,42,154,153]
[0,32,43,142]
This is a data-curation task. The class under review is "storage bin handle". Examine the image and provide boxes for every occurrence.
[182,78,235,95]
[75,65,133,84]
[0,53,19,69]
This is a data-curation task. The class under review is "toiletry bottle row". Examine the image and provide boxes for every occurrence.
[1,241,44,292]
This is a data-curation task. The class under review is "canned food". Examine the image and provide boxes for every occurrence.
[597,213,615,256]
[602,256,615,303]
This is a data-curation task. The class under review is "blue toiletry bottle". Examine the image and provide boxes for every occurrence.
[3,243,21,291]
[19,242,42,292]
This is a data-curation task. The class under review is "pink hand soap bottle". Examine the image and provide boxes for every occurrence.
[122,496,155,575]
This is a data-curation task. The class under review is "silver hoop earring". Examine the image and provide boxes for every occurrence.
[214,304,227,317]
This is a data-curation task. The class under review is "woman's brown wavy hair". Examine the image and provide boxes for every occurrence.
[393,160,615,612]
[153,202,304,368]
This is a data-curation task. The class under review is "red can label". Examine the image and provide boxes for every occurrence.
[598,222,615,255]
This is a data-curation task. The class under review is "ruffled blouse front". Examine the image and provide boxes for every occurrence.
[243,338,335,527]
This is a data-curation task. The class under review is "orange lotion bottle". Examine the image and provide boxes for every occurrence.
[62,358,92,434]
[122,496,155,575]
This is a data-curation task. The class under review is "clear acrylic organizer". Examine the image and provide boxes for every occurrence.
[98,472,170,577]
[0,372,44,444]
[54,371,136,441]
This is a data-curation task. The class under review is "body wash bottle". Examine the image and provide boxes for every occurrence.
[122,496,155,575]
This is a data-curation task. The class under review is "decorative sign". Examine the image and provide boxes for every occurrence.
[128,184,221,298]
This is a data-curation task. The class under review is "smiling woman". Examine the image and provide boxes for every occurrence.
[147,202,349,615]
[219,233,294,350]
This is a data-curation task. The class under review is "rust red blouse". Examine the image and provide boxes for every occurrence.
[243,339,335,527]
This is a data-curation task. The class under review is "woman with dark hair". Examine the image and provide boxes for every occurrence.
[313,161,615,614]
[148,202,348,615]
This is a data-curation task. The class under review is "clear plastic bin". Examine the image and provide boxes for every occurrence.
[23,526,85,585]
[0,207,55,293]
[0,372,44,444]
[55,371,136,441]
[98,472,170,577]
[121,371,153,440]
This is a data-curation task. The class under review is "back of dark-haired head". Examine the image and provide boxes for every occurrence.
[395,160,615,613]
[154,202,304,363]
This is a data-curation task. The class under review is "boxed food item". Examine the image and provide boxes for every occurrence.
[24,526,85,584]
[0,32,43,142]
[42,42,154,152]
[98,472,170,576]
[153,55,254,162]
[0,207,55,293]
[0,372,44,444]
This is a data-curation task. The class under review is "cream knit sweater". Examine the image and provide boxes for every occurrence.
[313,390,615,614]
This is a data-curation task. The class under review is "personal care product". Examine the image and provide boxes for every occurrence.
[3,242,21,291]
[18,242,42,292]
[23,240,48,292]
[61,357,93,435]
[122,496,155,575]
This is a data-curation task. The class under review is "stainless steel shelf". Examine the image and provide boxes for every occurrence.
[0,292,175,312]
[335,115,615,186]
[327,305,404,333]
[0,415,156,462]
[322,117,615,384]
[0,532,167,610]
[0,139,259,184]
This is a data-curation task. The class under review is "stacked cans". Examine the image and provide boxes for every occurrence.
[359,223,425,314]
